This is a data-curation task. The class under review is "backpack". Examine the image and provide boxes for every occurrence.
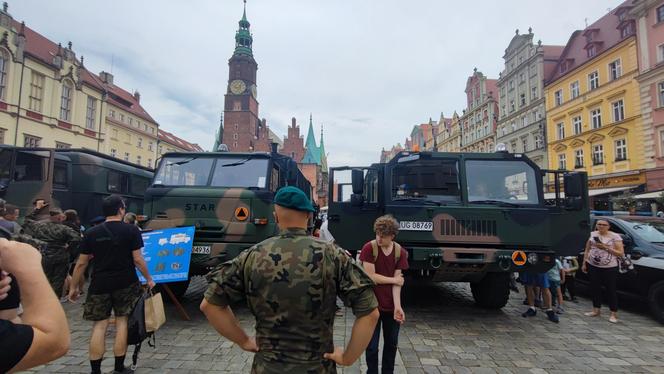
[127,290,155,369]
[369,240,401,262]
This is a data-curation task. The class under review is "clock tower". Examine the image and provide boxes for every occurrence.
[221,1,270,152]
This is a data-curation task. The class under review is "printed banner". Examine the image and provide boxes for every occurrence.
[137,226,195,284]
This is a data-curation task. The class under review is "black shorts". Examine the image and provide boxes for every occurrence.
[0,274,20,310]
[83,282,142,321]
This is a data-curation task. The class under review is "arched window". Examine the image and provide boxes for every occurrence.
[0,49,9,101]
[60,79,73,121]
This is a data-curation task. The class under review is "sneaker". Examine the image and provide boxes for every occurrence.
[556,306,564,314]
[522,308,537,318]
[546,310,560,323]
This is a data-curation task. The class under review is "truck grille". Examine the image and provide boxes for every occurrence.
[440,219,497,237]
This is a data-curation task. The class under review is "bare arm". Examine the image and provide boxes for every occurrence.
[1,240,70,372]
[392,269,403,309]
[362,262,400,285]
[611,241,625,257]
[325,308,379,366]
[132,249,155,289]
[68,254,90,301]
[582,240,591,269]
[199,300,257,352]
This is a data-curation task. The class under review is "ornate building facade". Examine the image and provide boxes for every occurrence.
[460,69,498,153]
[496,28,563,168]
[436,111,461,152]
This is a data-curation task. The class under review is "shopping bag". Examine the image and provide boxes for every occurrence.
[145,291,166,332]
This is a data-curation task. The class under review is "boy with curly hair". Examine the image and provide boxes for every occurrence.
[359,215,408,374]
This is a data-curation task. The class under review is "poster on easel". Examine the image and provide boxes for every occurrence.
[137,226,195,284]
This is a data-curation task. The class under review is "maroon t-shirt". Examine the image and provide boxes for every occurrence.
[359,241,409,312]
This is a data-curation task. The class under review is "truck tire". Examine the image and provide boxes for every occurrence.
[158,279,191,301]
[648,281,664,324]
[470,272,510,309]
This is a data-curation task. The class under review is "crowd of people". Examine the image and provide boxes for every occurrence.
[0,187,628,374]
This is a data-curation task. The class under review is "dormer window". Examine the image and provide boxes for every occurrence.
[620,22,634,38]
[587,45,597,58]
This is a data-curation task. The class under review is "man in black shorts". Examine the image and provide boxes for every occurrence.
[0,237,70,372]
[69,195,155,374]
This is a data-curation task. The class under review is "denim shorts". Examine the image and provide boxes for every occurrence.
[549,280,561,289]
[519,272,550,288]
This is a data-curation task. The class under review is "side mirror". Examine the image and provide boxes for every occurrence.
[351,169,364,195]
[350,193,364,207]
[286,160,298,185]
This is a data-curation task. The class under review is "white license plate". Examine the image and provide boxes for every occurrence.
[192,245,211,255]
[399,221,433,231]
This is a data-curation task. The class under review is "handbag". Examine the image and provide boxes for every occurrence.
[145,291,166,332]
[616,255,634,274]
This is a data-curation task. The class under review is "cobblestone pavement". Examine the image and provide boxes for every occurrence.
[27,277,664,373]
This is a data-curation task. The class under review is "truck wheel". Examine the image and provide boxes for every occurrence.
[470,272,510,309]
[158,279,191,301]
[648,281,664,324]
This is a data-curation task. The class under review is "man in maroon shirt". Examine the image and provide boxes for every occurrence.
[359,215,408,374]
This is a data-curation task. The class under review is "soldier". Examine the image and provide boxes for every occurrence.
[23,204,81,296]
[201,186,380,373]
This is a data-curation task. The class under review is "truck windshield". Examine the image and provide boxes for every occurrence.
[154,157,213,186]
[391,159,461,202]
[210,157,269,188]
[153,156,270,188]
[465,160,540,205]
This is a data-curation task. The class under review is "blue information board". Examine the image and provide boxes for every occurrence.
[137,226,195,284]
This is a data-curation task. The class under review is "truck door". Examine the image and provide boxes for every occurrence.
[327,166,382,254]
[7,149,54,216]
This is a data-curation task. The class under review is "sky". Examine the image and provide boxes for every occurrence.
[13,0,625,167]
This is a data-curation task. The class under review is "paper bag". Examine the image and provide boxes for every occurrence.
[145,291,166,332]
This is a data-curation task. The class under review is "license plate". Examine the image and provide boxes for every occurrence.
[192,245,211,255]
[399,221,433,231]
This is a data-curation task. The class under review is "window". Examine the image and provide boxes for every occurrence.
[570,81,580,99]
[554,90,563,106]
[23,134,41,148]
[520,93,526,106]
[86,96,96,129]
[575,149,584,168]
[591,108,602,129]
[593,144,604,165]
[0,129,4,144]
[59,80,73,121]
[510,100,515,112]
[519,73,525,83]
[659,45,664,63]
[620,23,634,38]
[558,153,567,170]
[587,45,596,58]
[147,158,152,167]
[612,100,625,122]
[109,109,115,119]
[233,100,241,111]
[14,150,48,181]
[148,141,154,151]
[143,124,148,131]
[588,71,599,90]
[233,133,239,140]
[392,159,461,202]
[573,116,582,135]
[120,114,125,122]
[124,152,130,161]
[151,127,155,134]
[466,160,540,204]
[0,49,7,100]
[658,5,664,23]
[615,139,627,161]
[535,135,543,149]
[110,148,117,157]
[660,130,664,157]
[557,122,565,140]
[660,82,664,107]
[136,155,142,165]
[129,118,133,126]
[55,142,70,149]
[158,146,163,155]
[137,137,143,148]
[29,72,45,112]
[522,137,528,152]
[531,86,537,100]
[107,171,129,193]
[609,60,622,80]
[53,162,68,189]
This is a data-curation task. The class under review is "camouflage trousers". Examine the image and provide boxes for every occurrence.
[42,253,69,297]
[251,355,336,374]
[83,282,142,321]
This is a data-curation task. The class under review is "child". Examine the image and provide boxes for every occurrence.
[359,215,408,374]
[561,256,579,303]
[547,257,565,314]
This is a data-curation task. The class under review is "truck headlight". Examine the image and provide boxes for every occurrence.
[527,252,538,265]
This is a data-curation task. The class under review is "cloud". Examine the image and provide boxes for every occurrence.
[12,0,625,165]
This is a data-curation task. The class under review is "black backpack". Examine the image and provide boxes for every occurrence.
[127,290,155,369]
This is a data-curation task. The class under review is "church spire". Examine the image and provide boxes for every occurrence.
[234,0,253,56]
[319,123,328,171]
[302,114,320,165]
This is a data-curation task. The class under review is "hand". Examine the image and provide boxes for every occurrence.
[147,279,156,290]
[324,346,348,366]
[239,336,259,353]
[394,306,405,324]
[393,274,404,287]
[582,262,588,273]
[0,271,11,301]
[35,200,46,209]
[67,288,80,303]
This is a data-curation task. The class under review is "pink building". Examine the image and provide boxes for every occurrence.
[631,0,664,168]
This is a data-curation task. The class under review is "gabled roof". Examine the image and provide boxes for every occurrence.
[547,0,634,84]
[158,129,204,152]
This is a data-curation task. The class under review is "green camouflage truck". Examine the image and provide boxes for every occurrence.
[328,150,590,308]
[143,150,313,297]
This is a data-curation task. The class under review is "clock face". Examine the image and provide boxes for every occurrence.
[250,84,257,98]
[230,80,246,95]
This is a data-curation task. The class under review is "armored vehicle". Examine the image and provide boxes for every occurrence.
[143,150,312,297]
[0,145,153,225]
[328,150,590,308]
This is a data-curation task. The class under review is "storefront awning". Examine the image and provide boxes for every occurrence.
[544,186,633,200]
[633,190,664,199]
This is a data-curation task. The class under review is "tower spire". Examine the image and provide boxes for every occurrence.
[234,0,253,56]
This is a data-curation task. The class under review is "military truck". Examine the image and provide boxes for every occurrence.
[328,150,590,308]
[0,145,153,225]
[143,150,313,297]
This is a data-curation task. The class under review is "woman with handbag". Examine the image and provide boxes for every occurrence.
[582,219,624,323]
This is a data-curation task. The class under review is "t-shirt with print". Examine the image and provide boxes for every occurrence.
[359,241,409,312]
[587,231,621,268]
[80,221,143,294]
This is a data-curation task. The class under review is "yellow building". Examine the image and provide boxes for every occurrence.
[545,5,644,192]
[436,111,461,152]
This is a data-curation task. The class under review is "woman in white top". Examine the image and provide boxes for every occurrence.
[581,219,624,323]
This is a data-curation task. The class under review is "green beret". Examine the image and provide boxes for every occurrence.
[274,186,315,212]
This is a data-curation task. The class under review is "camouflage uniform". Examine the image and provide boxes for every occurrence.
[23,210,81,296]
[205,228,378,374]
